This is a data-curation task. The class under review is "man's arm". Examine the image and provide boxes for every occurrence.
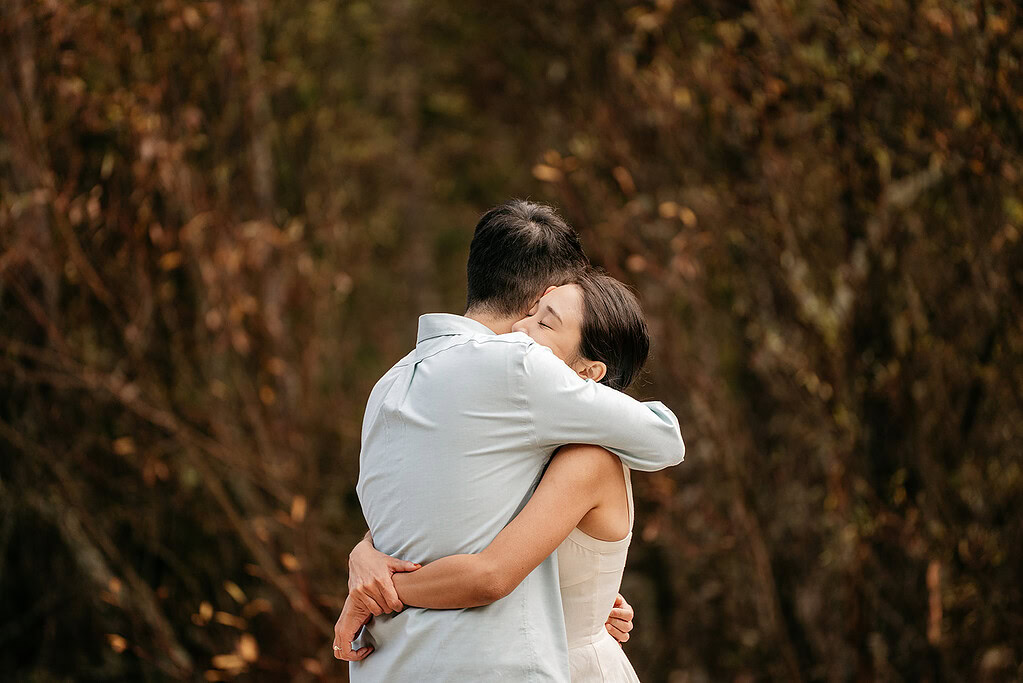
[522,343,685,472]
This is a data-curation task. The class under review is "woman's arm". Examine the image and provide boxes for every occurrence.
[391,444,614,608]
[347,532,420,615]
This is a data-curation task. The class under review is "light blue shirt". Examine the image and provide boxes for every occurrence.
[352,314,684,682]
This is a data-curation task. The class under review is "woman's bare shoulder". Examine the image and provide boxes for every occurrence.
[553,444,625,476]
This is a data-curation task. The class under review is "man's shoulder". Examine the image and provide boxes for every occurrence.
[377,349,416,376]
[365,350,415,399]
[368,333,540,388]
[467,330,538,353]
[416,330,537,364]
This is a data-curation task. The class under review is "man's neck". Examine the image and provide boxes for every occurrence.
[465,310,518,334]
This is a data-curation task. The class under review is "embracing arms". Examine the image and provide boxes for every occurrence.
[369,347,683,607]
[332,445,637,660]
[390,444,611,608]
[522,344,685,472]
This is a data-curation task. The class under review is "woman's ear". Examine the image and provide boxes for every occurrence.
[575,360,607,383]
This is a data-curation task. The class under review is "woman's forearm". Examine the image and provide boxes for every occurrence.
[392,553,506,609]
[387,446,610,611]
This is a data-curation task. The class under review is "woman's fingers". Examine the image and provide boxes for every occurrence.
[380,582,403,613]
[345,646,374,661]
[350,555,417,615]
[368,576,403,613]
[333,637,373,661]
[353,579,401,615]
[333,596,375,661]
[380,559,417,612]
[389,558,422,573]
[358,593,385,616]
[334,617,357,660]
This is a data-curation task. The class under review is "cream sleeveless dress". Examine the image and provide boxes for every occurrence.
[557,462,641,682]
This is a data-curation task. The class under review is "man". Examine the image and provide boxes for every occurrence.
[335,200,684,681]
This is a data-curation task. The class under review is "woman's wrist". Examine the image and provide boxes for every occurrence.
[349,535,376,565]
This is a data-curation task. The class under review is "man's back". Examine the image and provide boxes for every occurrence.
[354,314,570,681]
[352,313,684,681]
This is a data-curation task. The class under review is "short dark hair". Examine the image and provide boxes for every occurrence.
[466,200,588,316]
[574,268,650,391]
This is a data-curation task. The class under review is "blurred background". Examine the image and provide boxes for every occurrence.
[1,0,1021,681]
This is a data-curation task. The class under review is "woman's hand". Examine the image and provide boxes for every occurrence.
[348,535,420,615]
[332,594,374,661]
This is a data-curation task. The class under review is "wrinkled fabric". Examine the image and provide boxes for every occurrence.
[352,314,683,682]
[560,462,640,682]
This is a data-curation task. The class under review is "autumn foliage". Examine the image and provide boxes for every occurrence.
[1,0,1021,681]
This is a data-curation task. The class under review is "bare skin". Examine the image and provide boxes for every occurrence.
[389,443,632,606]
[333,285,639,661]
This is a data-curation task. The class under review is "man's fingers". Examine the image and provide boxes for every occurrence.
[608,607,633,622]
[607,616,633,633]
[606,622,630,643]
[606,591,634,645]
[610,594,634,620]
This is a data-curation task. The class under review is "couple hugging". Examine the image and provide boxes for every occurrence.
[332,199,686,681]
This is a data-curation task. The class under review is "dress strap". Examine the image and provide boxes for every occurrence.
[621,461,634,531]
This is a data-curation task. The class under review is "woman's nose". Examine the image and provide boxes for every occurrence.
[511,320,526,334]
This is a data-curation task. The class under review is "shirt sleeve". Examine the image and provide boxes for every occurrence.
[521,342,685,472]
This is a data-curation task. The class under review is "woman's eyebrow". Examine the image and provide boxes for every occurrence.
[544,304,563,324]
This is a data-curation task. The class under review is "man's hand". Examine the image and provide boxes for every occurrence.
[605,593,635,643]
[348,536,420,615]
[332,594,374,661]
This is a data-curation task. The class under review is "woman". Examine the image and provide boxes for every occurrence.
[346,268,657,681]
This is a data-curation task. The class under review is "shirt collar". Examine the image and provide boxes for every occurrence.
[416,313,496,343]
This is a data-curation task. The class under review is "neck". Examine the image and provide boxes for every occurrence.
[465,309,518,334]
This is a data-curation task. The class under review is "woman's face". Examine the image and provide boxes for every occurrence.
[512,285,606,382]
[512,284,584,364]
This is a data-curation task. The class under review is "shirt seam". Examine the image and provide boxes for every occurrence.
[413,334,534,366]
[520,575,540,683]
[517,345,551,683]
[521,345,543,456]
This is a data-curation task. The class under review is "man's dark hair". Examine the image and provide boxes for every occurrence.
[466,199,587,316]
[574,268,650,391]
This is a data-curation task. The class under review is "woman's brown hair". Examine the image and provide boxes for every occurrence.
[573,268,650,391]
